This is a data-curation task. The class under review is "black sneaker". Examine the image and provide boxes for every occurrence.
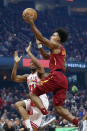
[38,116,56,131]
[78,120,83,131]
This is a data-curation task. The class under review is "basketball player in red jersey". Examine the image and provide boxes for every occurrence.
[23,15,82,129]
[11,42,55,131]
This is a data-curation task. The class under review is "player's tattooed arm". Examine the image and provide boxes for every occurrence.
[30,22,60,49]
[11,51,28,82]
[26,42,45,75]
[24,16,60,50]
[36,39,50,60]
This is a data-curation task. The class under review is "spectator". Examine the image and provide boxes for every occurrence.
[5,120,15,131]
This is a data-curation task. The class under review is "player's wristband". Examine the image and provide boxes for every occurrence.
[38,44,42,49]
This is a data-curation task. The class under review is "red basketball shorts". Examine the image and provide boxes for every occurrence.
[33,71,68,107]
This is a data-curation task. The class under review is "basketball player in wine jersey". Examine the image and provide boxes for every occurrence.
[23,15,83,130]
[11,42,55,131]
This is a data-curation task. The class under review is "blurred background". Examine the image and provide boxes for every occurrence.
[0,0,87,131]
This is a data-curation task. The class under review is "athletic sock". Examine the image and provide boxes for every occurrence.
[72,118,78,127]
[41,107,48,115]
[24,119,33,130]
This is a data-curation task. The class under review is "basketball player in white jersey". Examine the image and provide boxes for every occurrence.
[11,42,55,131]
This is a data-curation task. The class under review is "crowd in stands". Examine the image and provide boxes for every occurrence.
[0,2,87,62]
[0,80,87,130]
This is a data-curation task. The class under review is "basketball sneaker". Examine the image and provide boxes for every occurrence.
[38,116,56,130]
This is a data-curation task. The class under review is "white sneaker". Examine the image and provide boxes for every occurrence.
[38,116,56,130]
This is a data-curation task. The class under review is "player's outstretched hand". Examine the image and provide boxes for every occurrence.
[14,51,22,63]
[23,14,34,24]
[26,41,32,53]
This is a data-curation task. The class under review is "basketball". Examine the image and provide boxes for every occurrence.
[22,8,37,22]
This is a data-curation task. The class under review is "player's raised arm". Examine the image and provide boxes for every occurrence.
[36,39,50,60]
[11,51,28,82]
[23,15,60,50]
[26,42,45,75]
